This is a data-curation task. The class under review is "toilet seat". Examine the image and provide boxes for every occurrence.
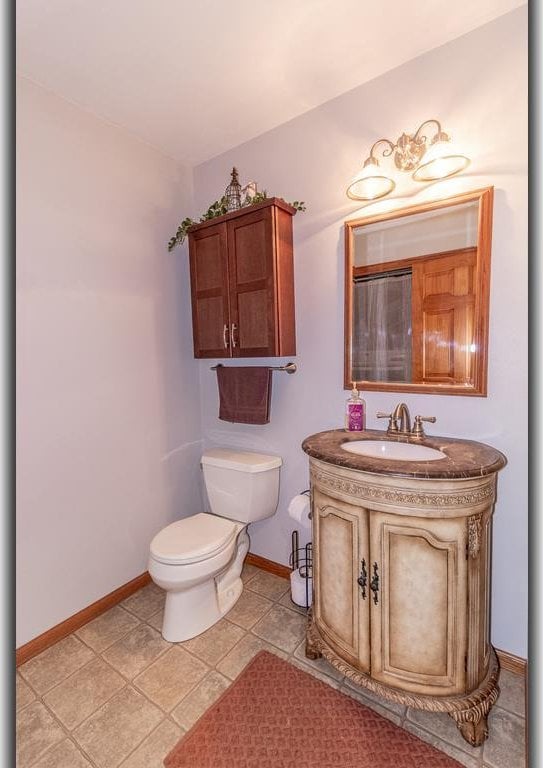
[150,513,239,566]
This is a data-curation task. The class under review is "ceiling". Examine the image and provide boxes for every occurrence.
[16,0,525,166]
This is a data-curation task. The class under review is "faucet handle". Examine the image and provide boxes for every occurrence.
[376,411,398,433]
[412,415,436,438]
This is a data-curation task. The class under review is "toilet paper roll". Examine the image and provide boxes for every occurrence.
[290,567,313,608]
[287,494,311,527]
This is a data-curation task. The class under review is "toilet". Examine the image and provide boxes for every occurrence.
[148,448,282,642]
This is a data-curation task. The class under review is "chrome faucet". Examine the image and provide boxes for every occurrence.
[377,403,437,439]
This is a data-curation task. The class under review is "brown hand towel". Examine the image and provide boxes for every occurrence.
[216,366,272,424]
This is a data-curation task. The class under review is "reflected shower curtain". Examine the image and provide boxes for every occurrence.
[352,272,412,382]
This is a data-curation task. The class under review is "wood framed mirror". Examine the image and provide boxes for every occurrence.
[344,187,493,395]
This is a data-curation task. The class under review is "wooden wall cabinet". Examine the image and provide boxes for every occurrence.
[187,198,296,358]
[307,457,501,747]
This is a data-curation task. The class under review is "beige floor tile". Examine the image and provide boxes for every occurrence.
[279,590,310,615]
[342,676,405,716]
[102,624,170,679]
[16,672,36,712]
[171,671,231,731]
[73,687,162,768]
[119,720,184,768]
[121,583,165,620]
[134,646,209,712]
[498,669,526,718]
[293,641,344,683]
[31,738,93,768]
[339,682,404,724]
[241,563,260,583]
[252,604,306,653]
[406,707,482,756]
[180,619,244,666]
[216,633,287,681]
[44,656,125,730]
[19,635,95,695]
[147,608,163,632]
[483,707,526,768]
[76,606,140,653]
[403,722,480,768]
[224,588,273,629]
[289,658,341,690]
[245,570,290,600]
[16,700,65,768]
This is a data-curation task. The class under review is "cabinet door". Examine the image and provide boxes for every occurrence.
[369,511,467,696]
[227,207,277,357]
[313,490,370,673]
[188,223,231,358]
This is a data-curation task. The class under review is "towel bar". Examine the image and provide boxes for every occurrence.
[211,362,297,374]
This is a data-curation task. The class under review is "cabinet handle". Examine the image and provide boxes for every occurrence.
[230,323,238,348]
[223,324,230,349]
[369,562,379,605]
[357,559,367,599]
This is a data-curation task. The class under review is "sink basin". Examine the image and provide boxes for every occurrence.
[341,440,446,462]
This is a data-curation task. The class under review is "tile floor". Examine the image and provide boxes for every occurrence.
[17,564,527,768]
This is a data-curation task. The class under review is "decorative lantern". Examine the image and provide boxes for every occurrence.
[225,167,242,211]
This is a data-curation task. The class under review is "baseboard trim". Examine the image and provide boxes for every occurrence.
[495,648,527,676]
[246,552,291,580]
[16,558,528,678]
[16,571,151,667]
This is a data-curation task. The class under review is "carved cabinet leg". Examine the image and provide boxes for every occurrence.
[449,683,499,747]
[450,711,489,747]
[305,634,322,660]
[305,612,322,659]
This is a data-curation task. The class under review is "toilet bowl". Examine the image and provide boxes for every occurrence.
[148,448,282,642]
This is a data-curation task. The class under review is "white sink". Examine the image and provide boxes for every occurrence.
[341,440,446,462]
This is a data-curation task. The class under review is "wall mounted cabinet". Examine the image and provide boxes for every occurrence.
[187,198,296,358]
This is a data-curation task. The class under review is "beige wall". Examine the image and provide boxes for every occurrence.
[16,77,202,647]
[194,8,528,657]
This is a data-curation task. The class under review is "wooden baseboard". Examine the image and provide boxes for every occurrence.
[16,556,528,679]
[496,648,527,676]
[16,572,151,667]
[246,552,291,580]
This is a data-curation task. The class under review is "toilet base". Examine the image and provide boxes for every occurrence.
[160,528,250,643]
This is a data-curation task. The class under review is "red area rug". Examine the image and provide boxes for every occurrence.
[164,650,465,768]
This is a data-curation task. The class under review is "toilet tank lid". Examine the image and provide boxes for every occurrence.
[202,448,282,473]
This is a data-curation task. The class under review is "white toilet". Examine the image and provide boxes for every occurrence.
[148,448,282,642]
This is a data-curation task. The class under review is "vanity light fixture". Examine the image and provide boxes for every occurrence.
[346,119,470,201]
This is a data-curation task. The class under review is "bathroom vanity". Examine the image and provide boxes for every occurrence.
[302,428,506,746]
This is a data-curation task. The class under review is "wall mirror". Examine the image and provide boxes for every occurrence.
[344,187,493,395]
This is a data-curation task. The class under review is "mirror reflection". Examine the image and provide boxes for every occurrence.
[345,188,493,396]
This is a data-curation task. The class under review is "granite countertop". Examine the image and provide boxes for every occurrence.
[301,429,507,480]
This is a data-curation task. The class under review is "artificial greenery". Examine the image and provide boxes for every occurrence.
[167,192,306,251]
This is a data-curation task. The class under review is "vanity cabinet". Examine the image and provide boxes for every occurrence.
[187,198,296,358]
[303,429,507,747]
[314,489,467,697]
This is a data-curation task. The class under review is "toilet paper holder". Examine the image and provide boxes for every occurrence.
[289,529,313,609]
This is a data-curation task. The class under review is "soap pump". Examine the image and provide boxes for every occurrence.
[345,382,366,432]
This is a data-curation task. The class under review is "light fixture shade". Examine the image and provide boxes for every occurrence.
[346,158,395,201]
[412,135,470,182]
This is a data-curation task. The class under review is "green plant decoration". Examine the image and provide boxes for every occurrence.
[167,192,306,251]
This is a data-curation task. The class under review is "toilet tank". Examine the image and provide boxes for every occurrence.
[201,449,282,524]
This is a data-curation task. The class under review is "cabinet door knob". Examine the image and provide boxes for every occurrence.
[231,323,239,348]
[223,324,230,349]
[357,559,367,599]
[369,562,379,605]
